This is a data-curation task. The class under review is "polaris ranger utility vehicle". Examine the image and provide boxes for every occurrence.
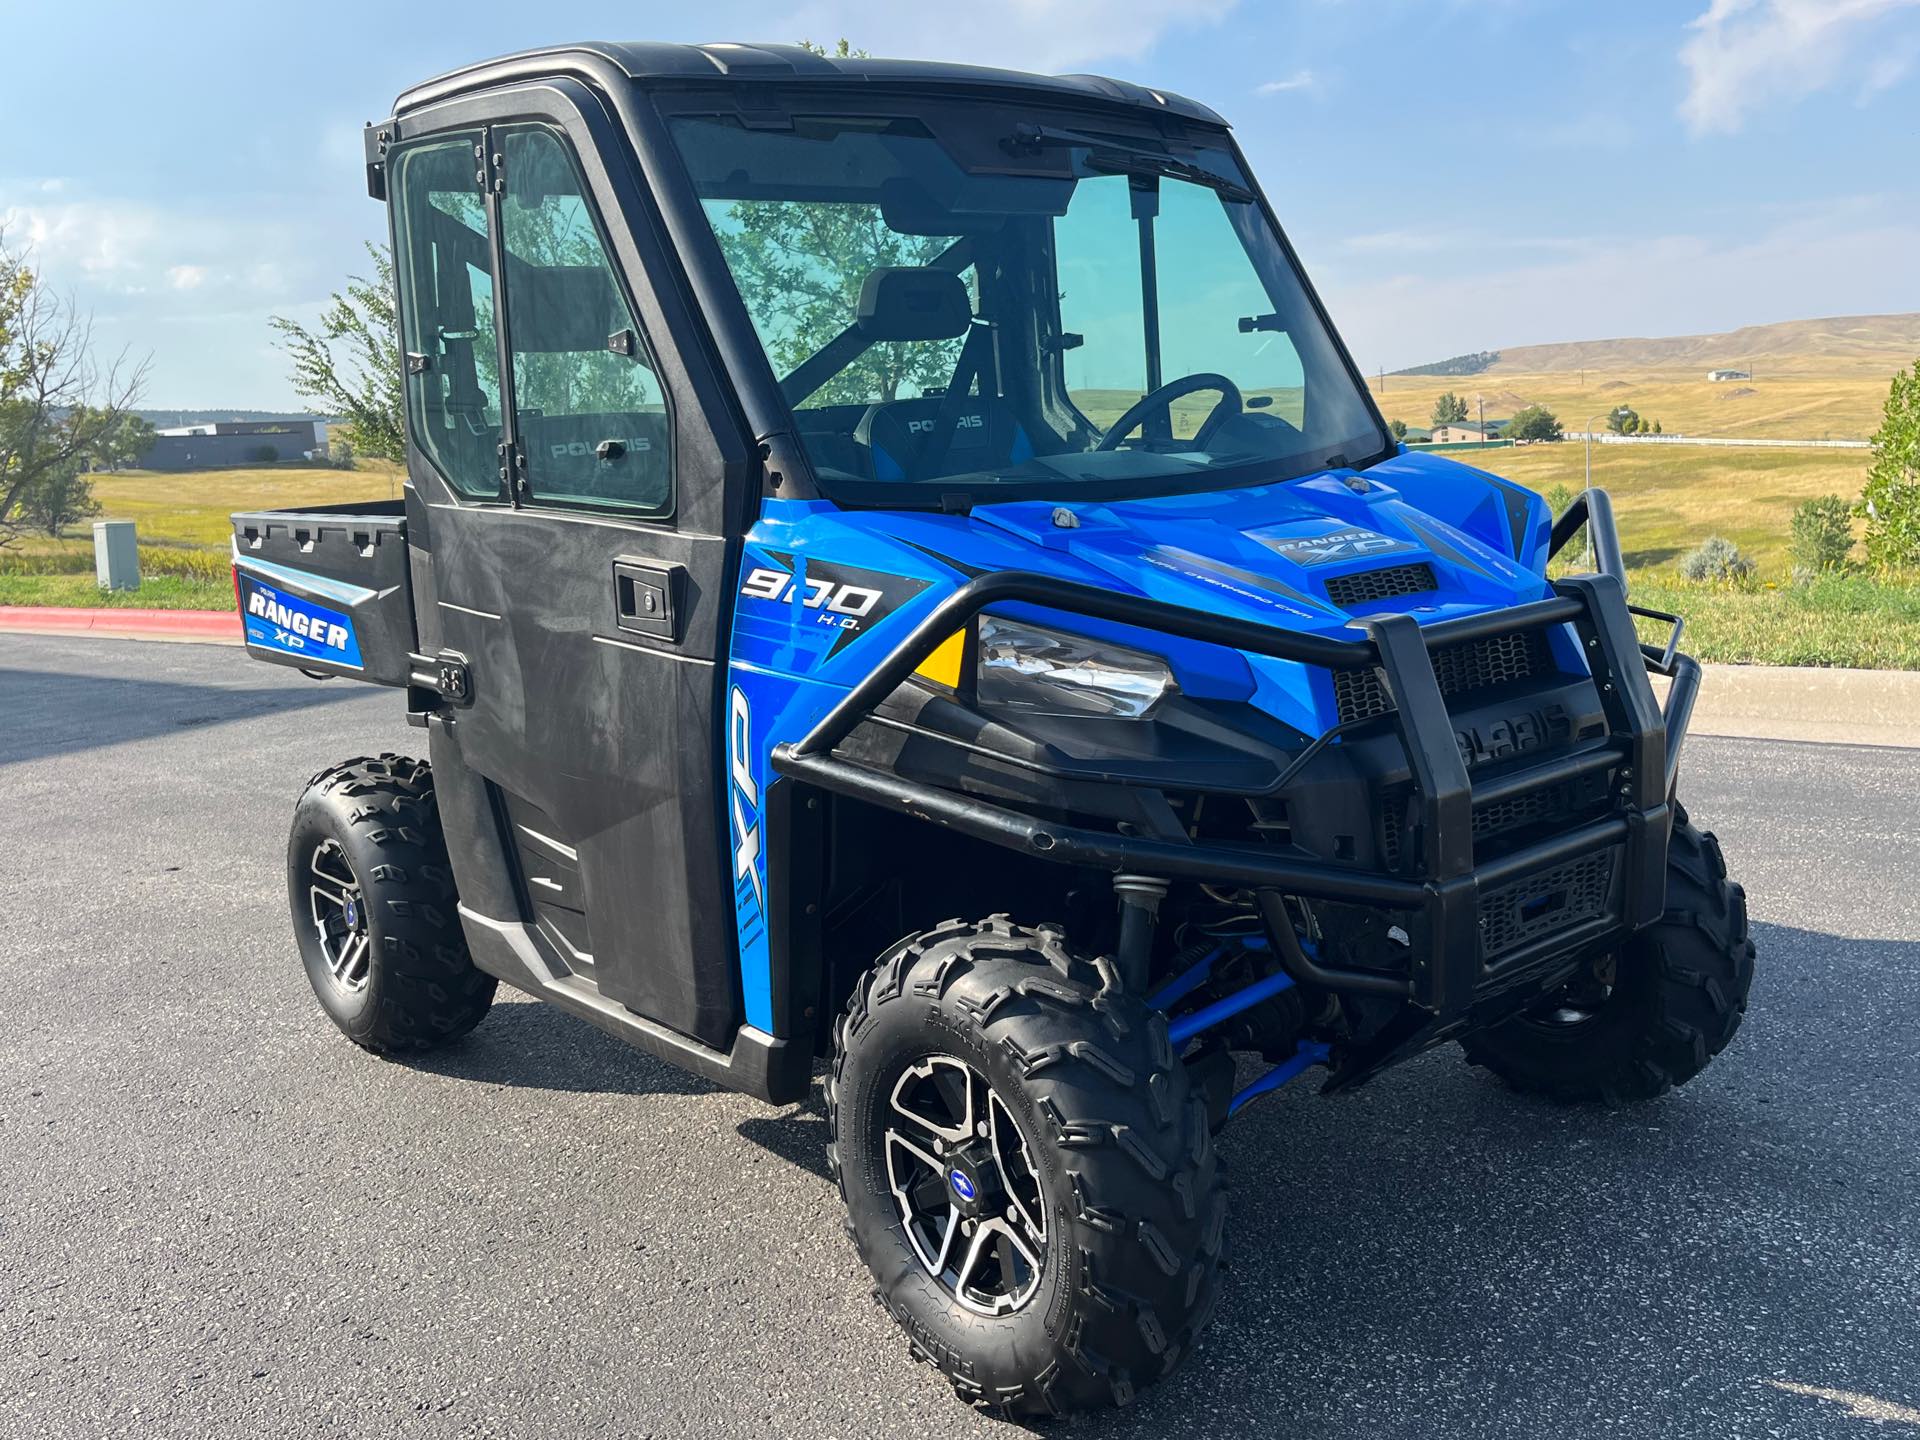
[235,42,1754,1415]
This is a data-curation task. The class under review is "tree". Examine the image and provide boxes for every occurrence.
[1860,358,1920,567]
[1387,418,1408,441]
[700,37,970,407]
[1432,392,1469,426]
[95,413,154,472]
[22,461,100,536]
[1652,419,1663,435]
[1607,407,1640,435]
[1789,493,1853,579]
[270,242,405,462]
[1505,405,1563,442]
[1,229,148,547]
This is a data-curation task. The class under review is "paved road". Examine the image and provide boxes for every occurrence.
[4,633,1917,1440]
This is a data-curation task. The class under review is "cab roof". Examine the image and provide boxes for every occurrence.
[392,41,1228,128]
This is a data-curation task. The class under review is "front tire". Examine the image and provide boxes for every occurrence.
[1462,805,1754,1102]
[287,754,495,1053]
[827,917,1224,1416]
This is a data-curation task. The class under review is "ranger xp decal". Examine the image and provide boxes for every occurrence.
[238,575,363,669]
[1250,526,1417,567]
[738,550,932,657]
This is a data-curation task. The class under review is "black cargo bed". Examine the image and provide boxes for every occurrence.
[230,500,416,685]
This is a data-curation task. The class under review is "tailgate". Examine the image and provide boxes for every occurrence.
[231,500,416,685]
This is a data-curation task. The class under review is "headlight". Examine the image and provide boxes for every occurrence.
[974,617,1176,719]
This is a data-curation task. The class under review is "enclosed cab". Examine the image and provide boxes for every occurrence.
[236,43,1753,1415]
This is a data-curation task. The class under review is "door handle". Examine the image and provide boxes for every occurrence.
[613,558,683,642]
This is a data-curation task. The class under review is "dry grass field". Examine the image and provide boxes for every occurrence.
[1375,369,1889,442]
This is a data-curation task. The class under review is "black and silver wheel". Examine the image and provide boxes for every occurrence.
[828,916,1224,1416]
[287,754,495,1053]
[307,838,372,995]
[884,1053,1048,1316]
[1463,805,1754,1102]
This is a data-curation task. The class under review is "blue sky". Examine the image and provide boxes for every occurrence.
[4,0,1916,407]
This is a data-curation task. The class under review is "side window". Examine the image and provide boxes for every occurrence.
[498,126,672,515]
[391,135,503,498]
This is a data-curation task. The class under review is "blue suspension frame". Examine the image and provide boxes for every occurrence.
[1152,936,1333,1116]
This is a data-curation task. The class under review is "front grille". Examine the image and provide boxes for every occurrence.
[1377,773,1607,874]
[1325,562,1438,609]
[1473,786,1564,841]
[1479,848,1617,960]
[1334,628,1553,726]
[1431,628,1550,696]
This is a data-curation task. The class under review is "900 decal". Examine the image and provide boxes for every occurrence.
[740,567,883,629]
[737,550,931,657]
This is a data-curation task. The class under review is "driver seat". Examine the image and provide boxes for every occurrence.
[854,396,1034,481]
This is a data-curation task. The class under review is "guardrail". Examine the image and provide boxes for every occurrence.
[1563,433,1870,449]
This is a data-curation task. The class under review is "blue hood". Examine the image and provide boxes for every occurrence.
[739,451,1555,736]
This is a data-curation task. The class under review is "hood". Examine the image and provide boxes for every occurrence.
[966,465,1550,643]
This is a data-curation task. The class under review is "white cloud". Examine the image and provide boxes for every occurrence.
[1319,195,1920,375]
[0,189,372,406]
[782,0,1239,71]
[1256,69,1317,95]
[1678,0,1920,136]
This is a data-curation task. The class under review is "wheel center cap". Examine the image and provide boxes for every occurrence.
[343,897,359,929]
[948,1168,977,1203]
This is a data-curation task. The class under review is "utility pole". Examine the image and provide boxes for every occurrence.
[1477,393,1485,449]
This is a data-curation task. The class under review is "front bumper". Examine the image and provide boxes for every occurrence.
[772,490,1696,1039]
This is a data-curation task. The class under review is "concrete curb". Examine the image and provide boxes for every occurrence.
[1,608,1914,747]
[0,605,241,645]
[1668,665,1920,749]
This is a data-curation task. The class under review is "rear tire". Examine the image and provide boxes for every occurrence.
[1462,805,1753,1102]
[287,753,495,1053]
[827,916,1224,1416]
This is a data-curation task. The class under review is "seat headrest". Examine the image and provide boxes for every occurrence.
[856,267,971,342]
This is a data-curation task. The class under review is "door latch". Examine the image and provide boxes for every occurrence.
[408,649,474,708]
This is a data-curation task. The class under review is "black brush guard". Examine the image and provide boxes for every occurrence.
[772,489,1699,1032]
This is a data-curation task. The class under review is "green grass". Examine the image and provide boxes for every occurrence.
[1630,574,1920,669]
[4,455,1917,668]
[0,573,234,609]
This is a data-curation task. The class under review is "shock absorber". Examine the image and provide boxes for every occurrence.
[1112,873,1168,993]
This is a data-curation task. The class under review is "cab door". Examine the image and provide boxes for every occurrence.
[385,86,750,1052]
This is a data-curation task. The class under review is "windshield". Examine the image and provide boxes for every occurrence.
[667,106,1387,507]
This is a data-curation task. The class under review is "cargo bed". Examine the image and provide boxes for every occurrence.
[230,500,416,685]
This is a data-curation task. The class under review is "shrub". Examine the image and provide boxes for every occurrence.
[1678,536,1754,583]
[1788,494,1854,582]
[1543,482,1575,516]
[1861,359,1920,567]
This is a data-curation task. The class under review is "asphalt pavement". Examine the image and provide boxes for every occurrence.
[3,632,1917,1439]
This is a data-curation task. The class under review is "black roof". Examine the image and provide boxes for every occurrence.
[393,41,1227,127]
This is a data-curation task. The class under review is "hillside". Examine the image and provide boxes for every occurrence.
[1398,313,1920,380]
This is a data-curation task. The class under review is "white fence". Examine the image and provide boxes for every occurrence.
[1562,433,1870,450]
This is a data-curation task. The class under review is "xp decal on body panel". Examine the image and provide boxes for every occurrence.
[238,574,363,669]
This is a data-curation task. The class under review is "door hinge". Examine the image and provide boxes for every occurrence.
[475,135,506,195]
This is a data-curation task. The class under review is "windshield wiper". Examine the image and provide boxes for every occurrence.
[1002,122,1255,202]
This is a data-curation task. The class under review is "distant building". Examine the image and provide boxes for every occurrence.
[1428,420,1504,444]
[136,419,320,471]
[1706,369,1751,382]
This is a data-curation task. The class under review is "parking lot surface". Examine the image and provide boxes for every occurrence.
[3,633,1917,1439]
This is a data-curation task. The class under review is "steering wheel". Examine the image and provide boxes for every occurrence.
[1095,372,1243,451]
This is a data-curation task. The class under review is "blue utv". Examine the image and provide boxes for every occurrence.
[231,42,1755,1416]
